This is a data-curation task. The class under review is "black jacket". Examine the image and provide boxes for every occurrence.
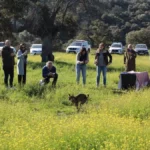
[2,46,15,67]
[95,50,112,65]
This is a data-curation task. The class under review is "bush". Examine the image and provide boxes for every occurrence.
[126,28,150,47]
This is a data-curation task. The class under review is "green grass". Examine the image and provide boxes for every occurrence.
[0,51,150,150]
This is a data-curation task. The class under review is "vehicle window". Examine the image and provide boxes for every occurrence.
[32,45,42,48]
[71,42,82,46]
[111,44,121,48]
[0,42,5,47]
[136,45,147,48]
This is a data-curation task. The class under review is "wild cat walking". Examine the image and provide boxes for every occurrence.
[95,43,112,87]
[69,93,89,111]
[76,47,89,86]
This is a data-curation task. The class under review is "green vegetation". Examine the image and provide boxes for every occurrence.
[1,0,150,50]
[0,52,150,149]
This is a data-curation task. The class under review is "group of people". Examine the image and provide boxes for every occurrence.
[76,43,137,87]
[1,40,137,89]
[1,40,27,88]
[76,43,112,87]
[1,40,58,88]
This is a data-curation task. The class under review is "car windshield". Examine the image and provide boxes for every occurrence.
[32,45,42,48]
[111,44,121,48]
[136,45,147,48]
[0,42,5,47]
[71,42,82,46]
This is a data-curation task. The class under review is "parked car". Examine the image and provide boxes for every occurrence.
[109,42,124,54]
[66,40,91,53]
[135,44,149,55]
[30,44,42,55]
[0,41,16,55]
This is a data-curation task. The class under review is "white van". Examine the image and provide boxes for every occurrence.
[109,42,124,54]
[66,40,91,53]
[30,44,42,55]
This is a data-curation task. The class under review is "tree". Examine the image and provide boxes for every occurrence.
[26,0,78,62]
[126,28,150,47]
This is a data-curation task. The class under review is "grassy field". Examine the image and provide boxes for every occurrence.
[0,51,150,150]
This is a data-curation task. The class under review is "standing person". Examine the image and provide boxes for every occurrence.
[124,44,137,72]
[76,47,89,86]
[17,43,28,86]
[1,40,15,88]
[42,61,58,87]
[95,43,112,87]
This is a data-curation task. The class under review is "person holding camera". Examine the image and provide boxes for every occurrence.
[76,47,89,86]
[42,61,58,87]
[124,44,137,72]
[17,43,28,86]
[95,43,112,87]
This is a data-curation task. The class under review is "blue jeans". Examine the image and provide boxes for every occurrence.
[76,64,86,85]
[96,66,107,86]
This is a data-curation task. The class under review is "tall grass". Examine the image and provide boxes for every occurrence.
[0,52,150,150]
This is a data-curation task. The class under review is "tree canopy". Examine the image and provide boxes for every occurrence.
[0,0,150,50]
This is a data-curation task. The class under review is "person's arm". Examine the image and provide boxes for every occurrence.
[107,51,112,64]
[42,67,49,78]
[124,52,127,64]
[76,53,80,64]
[1,48,5,59]
[52,66,56,74]
[132,50,137,58]
[10,48,15,57]
[85,53,89,64]
[17,50,24,59]
[94,53,98,64]
[76,53,84,64]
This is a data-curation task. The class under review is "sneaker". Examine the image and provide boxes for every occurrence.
[39,80,45,86]
[96,84,99,88]
[6,86,10,90]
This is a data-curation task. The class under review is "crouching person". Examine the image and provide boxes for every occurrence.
[41,61,58,87]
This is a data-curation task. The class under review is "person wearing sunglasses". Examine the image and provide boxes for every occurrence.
[17,43,28,86]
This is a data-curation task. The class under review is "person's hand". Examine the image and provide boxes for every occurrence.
[94,59,98,64]
[23,51,28,55]
[48,72,53,76]
[10,53,15,57]
[107,62,111,66]
[80,61,84,64]
[85,60,88,64]
[128,51,132,55]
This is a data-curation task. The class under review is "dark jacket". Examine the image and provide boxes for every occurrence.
[124,49,136,71]
[95,50,112,66]
[1,46,15,67]
[42,65,56,78]
[76,52,89,64]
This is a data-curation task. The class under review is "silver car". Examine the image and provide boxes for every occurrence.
[135,44,149,55]
[30,44,42,55]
